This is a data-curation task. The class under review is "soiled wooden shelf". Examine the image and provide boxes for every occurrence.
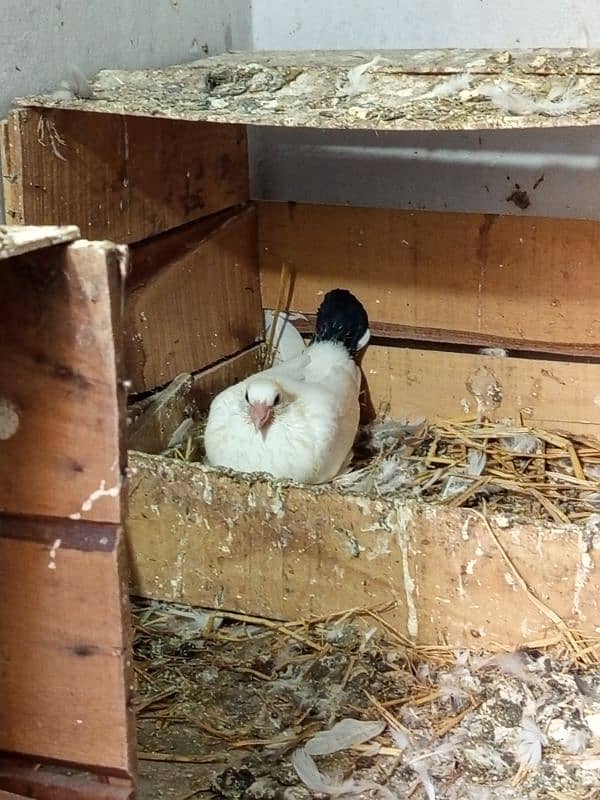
[16,49,600,131]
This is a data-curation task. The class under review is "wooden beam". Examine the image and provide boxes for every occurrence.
[1,118,24,225]
[0,516,135,775]
[2,109,248,243]
[258,202,600,350]
[125,205,263,393]
[291,314,600,360]
[0,241,126,523]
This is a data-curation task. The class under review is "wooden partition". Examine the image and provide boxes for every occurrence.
[259,201,600,436]
[0,228,135,798]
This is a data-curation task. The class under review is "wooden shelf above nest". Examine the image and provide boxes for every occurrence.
[16,48,600,131]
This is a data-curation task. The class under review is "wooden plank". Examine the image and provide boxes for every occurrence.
[128,345,263,454]
[0,241,126,522]
[17,49,600,131]
[259,202,600,349]
[292,314,600,360]
[0,760,133,799]
[0,516,135,775]
[3,109,248,243]
[359,344,600,437]
[125,206,263,394]
[1,117,24,224]
[0,225,80,259]
[126,451,600,647]
[128,373,193,454]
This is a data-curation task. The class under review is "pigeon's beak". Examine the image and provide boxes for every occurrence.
[250,402,273,431]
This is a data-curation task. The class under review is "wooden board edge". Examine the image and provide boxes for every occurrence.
[125,451,600,648]
[287,312,600,361]
[0,758,133,799]
[1,113,24,224]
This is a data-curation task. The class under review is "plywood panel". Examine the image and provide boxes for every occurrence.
[259,202,600,349]
[126,452,600,648]
[0,241,126,523]
[18,49,600,132]
[2,109,248,243]
[125,206,263,393]
[361,345,600,437]
[0,517,134,775]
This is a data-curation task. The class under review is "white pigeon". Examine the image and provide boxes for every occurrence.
[204,289,370,484]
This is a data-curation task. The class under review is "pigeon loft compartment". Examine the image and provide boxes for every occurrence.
[4,49,600,653]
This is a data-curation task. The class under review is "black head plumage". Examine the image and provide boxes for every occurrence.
[312,288,369,358]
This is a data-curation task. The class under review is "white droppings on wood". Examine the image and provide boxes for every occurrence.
[366,533,392,561]
[48,538,62,570]
[393,503,418,639]
[69,479,120,519]
[202,479,213,505]
[504,572,517,590]
[572,519,597,617]
[0,397,19,440]
[465,559,477,575]
[460,519,472,540]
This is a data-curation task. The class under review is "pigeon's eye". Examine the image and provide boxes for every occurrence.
[273,393,281,406]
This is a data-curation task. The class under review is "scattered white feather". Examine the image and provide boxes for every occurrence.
[159,602,221,633]
[165,416,194,450]
[291,748,393,799]
[389,726,410,751]
[304,718,385,756]
[486,651,530,683]
[360,626,378,651]
[479,347,508,358]
[463,745,510,773]
[546,717,590,755]
[481,81,586,117]
[467,448,487,477]
[584,464,600,480]
[335,456,416,496]
[411,763,436,800]
[429,73,472,98]
[441,475,473,500]
[516,716,546,769]
[502,434,540,455]
[345,55,386,97]
[52,64,94,100]
[369,417,427,452]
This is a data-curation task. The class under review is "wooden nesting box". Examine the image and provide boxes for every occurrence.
[3,49,600,666]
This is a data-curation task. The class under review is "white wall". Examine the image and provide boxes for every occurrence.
[249,0,600,219]
[1,0,252,221]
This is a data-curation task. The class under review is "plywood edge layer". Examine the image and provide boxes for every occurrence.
[126,451,600,649]
[0,225,81,259]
